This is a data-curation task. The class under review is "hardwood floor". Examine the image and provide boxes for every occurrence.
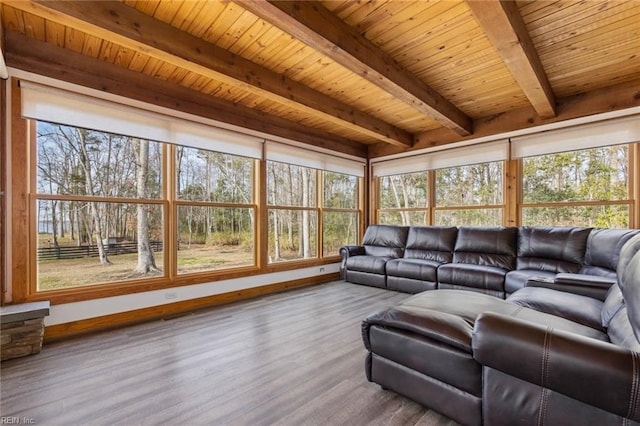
[1,281,459,426]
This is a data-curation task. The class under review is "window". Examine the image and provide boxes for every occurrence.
[375,161,504,227]
[434,161,503,226]
[377,172,428,225]
[176,147,256,274]
[373,141,508,227]
[36,122,165,290]
[267,161,318,262]
[322,172,359,256]
[521,144,632,227]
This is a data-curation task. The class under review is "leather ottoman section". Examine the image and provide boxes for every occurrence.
[344,270,386,288]
[482,368,638,426]
[438,263,508,296]
[369,354,482,426]
[368,325,481,396]
[387,276,436,293]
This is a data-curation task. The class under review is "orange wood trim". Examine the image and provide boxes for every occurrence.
[505,159,519,227]
[0,77,5,305]
[10,78,29,302]
[165,144,176,279]
[427,170,436,225]
[631,143,637,228]
[520,200,633,208]
[257,154,268,271]
[43,273,339,342]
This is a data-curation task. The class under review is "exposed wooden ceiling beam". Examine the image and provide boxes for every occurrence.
[5,31,368,158]
[466,0,556,119]
[10,1,412,148]
[369,78,640,158]
[237,0,473,137]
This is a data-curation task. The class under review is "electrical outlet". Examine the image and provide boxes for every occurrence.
[165,291,178,300]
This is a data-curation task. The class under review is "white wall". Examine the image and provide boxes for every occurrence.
[46,263,340,326]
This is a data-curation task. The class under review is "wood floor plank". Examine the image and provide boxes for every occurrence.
[1,282,459,425]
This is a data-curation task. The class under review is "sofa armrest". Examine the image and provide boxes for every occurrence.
[339,245,366,258]
[526,273,614,301]
[339,245,365,279]
[472,312,640,422]
[363,306,474,353]
[555,273,615,288]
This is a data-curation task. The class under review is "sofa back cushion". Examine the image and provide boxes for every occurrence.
[615,234,640,344]
[404,226,457,263]
[452,227,517,270]
[582,228,640,277]
[602,284,625,328]
[362,225,409,258]
[516,226,591,273]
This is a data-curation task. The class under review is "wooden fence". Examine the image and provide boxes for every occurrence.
[37,241,163,260]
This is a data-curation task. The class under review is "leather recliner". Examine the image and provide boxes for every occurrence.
[504,226,592,296]
[385,226,458,293]
[437,227,517,298]
[340,225,409,289]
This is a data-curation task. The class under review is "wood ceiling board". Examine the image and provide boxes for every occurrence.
[167,1,206,30]
[226,17,273,59]
[200,2,247,46]
[517,0,568,24]
[23,9,45,39]
[537,14,640,57]
[342,1,457,49]
[214,9,263,51]
[147,0,182,24]
[44,19,65,47]
[377,3,471,55]
[525,1,636,43]
[2,5,25,33]
[123,0,160,16]
[127,51,152,73]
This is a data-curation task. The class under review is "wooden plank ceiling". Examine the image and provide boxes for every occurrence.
[1,0,639,159]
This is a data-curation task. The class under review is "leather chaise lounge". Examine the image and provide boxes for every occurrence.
[360,233,640,425]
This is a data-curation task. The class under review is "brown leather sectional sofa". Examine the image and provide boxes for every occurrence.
[341,226,640,425]
[340,225,638,299]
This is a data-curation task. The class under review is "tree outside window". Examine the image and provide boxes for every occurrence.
[35,122,164,290]
[521,144,630,227]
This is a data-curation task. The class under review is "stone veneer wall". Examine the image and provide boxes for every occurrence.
[1,301,50,361]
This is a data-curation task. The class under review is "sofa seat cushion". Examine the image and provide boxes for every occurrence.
[505,269,557,294]
[345,255,392,274]
[386,258,440,281]
[437,263,508,293]
[507,287,604,330]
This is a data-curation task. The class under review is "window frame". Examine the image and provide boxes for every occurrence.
[375,161,507,227]
[265,161,363,268]
[173,144,259,277]
[517,143,637,228]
